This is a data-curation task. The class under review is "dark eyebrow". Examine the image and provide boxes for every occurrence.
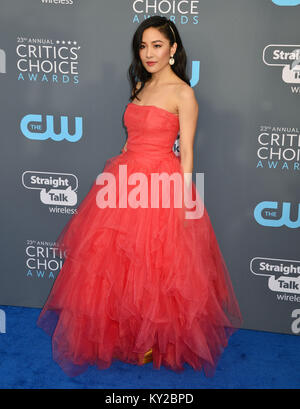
[140,40,164,44]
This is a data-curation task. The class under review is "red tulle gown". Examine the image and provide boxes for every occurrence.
[37,102,243,377]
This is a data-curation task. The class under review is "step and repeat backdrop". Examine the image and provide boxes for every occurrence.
[0,0,299,336]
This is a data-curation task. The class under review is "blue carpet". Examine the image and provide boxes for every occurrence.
[0,305,299,389]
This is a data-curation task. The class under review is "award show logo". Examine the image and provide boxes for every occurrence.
[25,239,65,280]
[22,171,78,214]
[263,45,300,92]
[256,125,300,172]
[254,201,300,228]
[131,0,199,24]
[250,257,300,301]
[16,37,80,84]
[0,49,6,73]
[20,114,83,142]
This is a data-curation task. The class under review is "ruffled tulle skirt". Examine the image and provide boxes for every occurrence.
[37,150,243,377]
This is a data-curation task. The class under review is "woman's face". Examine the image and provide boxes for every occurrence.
[138,27,176,73]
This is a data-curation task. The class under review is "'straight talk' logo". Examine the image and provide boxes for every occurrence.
[263,45,300,85]
[22,171,78,207]
[251,257,300,294]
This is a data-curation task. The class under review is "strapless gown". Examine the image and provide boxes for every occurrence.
[36,102,243,377]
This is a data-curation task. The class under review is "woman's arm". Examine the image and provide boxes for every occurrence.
[177,85,199,189]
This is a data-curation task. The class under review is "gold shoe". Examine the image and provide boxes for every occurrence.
[143,348,153,364]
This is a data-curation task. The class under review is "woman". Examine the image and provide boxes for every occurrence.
[37,15,243,378]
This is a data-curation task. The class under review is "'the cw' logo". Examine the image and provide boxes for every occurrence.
[272,0,300,5]
[190,61,200,87]
[21,114,83,142]
[254,201,300,228]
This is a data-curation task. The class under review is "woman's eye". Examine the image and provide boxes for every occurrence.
[139,45,161,49]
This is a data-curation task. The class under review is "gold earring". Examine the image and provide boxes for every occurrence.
[169,55,175,65]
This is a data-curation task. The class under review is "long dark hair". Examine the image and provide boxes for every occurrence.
[128,16,190,102]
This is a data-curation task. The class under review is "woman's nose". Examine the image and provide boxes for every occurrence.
[146,48,153,58]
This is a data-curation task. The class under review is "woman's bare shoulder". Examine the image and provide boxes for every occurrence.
[177,83,197,103]
[175,81,193,96]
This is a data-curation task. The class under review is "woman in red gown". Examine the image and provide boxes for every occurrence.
[37,16,243,377]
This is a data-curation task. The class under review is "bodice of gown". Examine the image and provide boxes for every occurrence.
[124,103,179,161]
